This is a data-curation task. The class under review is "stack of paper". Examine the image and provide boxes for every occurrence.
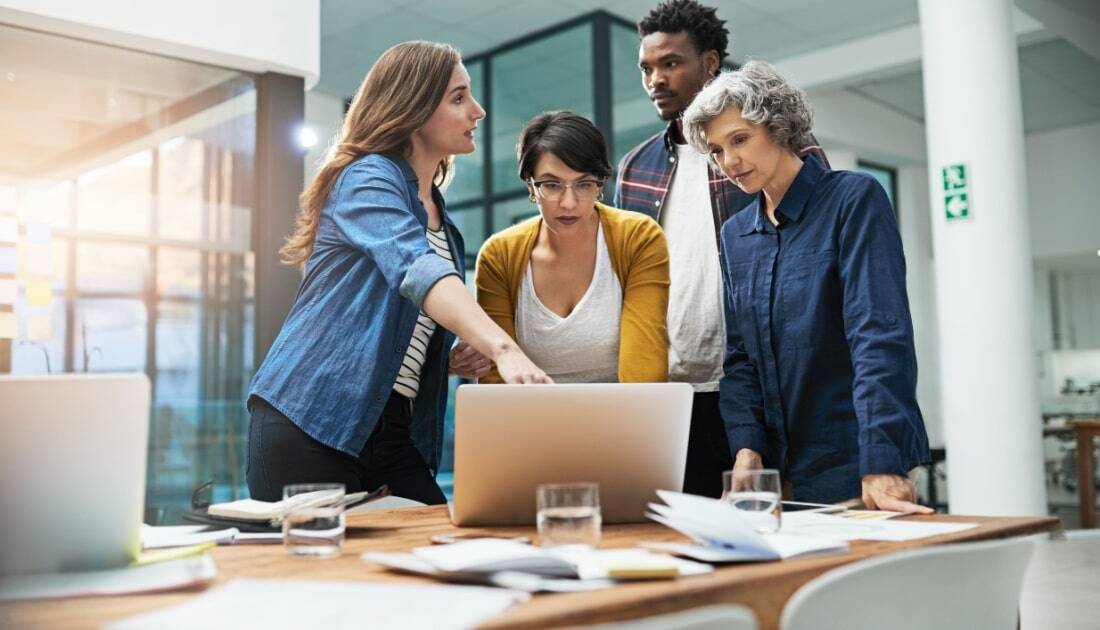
[0,555,217,602]
[364,538,712,592]
[780,512,979,541]
[645,490,849,563]
[207,487,384,523]
[106,579,528,630]
[142,525,282,548]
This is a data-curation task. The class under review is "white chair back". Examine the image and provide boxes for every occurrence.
[576,604,757,630]
[781,537,1035,630]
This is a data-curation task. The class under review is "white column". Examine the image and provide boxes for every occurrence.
[918,0,1046,515]
[896,165,944,449]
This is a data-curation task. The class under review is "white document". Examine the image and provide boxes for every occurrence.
[646,490,849,562]
[106,578,529,630]
[411,539,576,576]
[142,525,239,549]
[780,512,979,541]
[142,525,282,547]
[363,551,614,593]
[0,555,216,602]
[366,539,713,591]
[552,548,713,580]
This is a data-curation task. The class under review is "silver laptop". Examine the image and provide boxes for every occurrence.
[0,373,150,575]
[451,383,693,526]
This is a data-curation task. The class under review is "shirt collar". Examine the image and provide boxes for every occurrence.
[737,154,827,235]
[775,154,826,223]
[662,119,685,153]
[391,154,419,182]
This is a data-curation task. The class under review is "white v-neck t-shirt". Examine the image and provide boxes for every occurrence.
[515,223,622,383]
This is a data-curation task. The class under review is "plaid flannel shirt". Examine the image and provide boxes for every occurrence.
[612,121,830,244]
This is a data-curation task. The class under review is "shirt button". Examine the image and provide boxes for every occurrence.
[669,156,675,163]
[654,199,661,206]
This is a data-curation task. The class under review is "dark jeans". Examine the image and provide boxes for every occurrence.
[246,393,447,505]
[682,391,733,498]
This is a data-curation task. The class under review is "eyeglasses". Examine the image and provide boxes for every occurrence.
[529,178,604,202]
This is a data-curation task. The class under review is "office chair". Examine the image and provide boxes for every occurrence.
[781,537,1035,630]
[575,604,757,630]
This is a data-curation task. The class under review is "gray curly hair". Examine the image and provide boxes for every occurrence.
[683,60,813,158]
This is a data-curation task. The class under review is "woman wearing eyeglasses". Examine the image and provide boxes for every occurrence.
[475,111,670,383]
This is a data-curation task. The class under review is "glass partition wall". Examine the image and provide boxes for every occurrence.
[436,12,664,482]
[0,11,661,506]
[0,24,262,521]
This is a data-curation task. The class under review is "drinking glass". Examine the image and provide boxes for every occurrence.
[282,483,346,558]
[722,469,782,533]
[536,482,602,549]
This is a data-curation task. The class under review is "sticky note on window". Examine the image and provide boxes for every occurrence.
[0,216,16,243]
[0,247,15,274]
[27,313,51,341]
[25,249,53,276]
[26,280,51,306]
[0,311,14,339]
[0,278,15,305]
[0,186,16,212]
[25,222,51,244]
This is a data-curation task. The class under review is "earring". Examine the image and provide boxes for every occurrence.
[529,194,537,203]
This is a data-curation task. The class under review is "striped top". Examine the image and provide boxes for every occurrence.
[392,226,453,400]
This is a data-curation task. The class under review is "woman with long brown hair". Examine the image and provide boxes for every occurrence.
[246,41,550,505]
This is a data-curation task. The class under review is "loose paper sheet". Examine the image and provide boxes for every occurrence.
[106,579,529,630]
[781,512,978,541]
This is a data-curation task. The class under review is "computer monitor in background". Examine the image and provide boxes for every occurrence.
[0,373,150,575]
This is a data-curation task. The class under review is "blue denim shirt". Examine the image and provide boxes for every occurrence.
[249,154,464,470]
[719,155,930,503]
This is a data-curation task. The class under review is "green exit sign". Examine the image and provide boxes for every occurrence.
[942,163,971,221]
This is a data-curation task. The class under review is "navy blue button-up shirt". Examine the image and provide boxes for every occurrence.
[719,155,930,503]
[249,154,463,470]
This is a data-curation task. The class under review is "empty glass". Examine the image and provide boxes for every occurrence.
[282,483,346,558]
[722,469,782,533]
[536,482,602,549]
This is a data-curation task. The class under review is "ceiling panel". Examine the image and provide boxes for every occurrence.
[1018,39,1100,108]
[315,0,1100,136]
[0,24,240,178]
[847,37,1100,134]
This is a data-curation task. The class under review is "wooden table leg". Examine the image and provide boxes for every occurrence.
[1076,428,1097,529]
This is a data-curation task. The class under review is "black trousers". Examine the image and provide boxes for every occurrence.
[682,391,734,498]
[246,394,447,505]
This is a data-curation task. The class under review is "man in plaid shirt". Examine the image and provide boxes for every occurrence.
[614,0,829,498]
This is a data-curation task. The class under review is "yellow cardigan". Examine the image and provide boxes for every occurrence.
[475,203,670,383]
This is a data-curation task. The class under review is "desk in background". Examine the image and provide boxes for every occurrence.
[0,508,1058,630]
[1072,419,1100,528]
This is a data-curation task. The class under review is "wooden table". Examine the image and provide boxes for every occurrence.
[1072,419,1100,528]
[0,508,1058,630]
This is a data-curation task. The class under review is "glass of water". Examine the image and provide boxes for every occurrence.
[282,483,346,558]
[536,482,602,549]
[722,469,782,533]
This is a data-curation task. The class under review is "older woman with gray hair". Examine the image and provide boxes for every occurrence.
[683,61,931,511]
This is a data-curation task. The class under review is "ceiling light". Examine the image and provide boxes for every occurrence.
[296,126,318,149]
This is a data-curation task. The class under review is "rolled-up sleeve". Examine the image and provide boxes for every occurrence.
[836,178,929,476]
[330,158,458,307]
